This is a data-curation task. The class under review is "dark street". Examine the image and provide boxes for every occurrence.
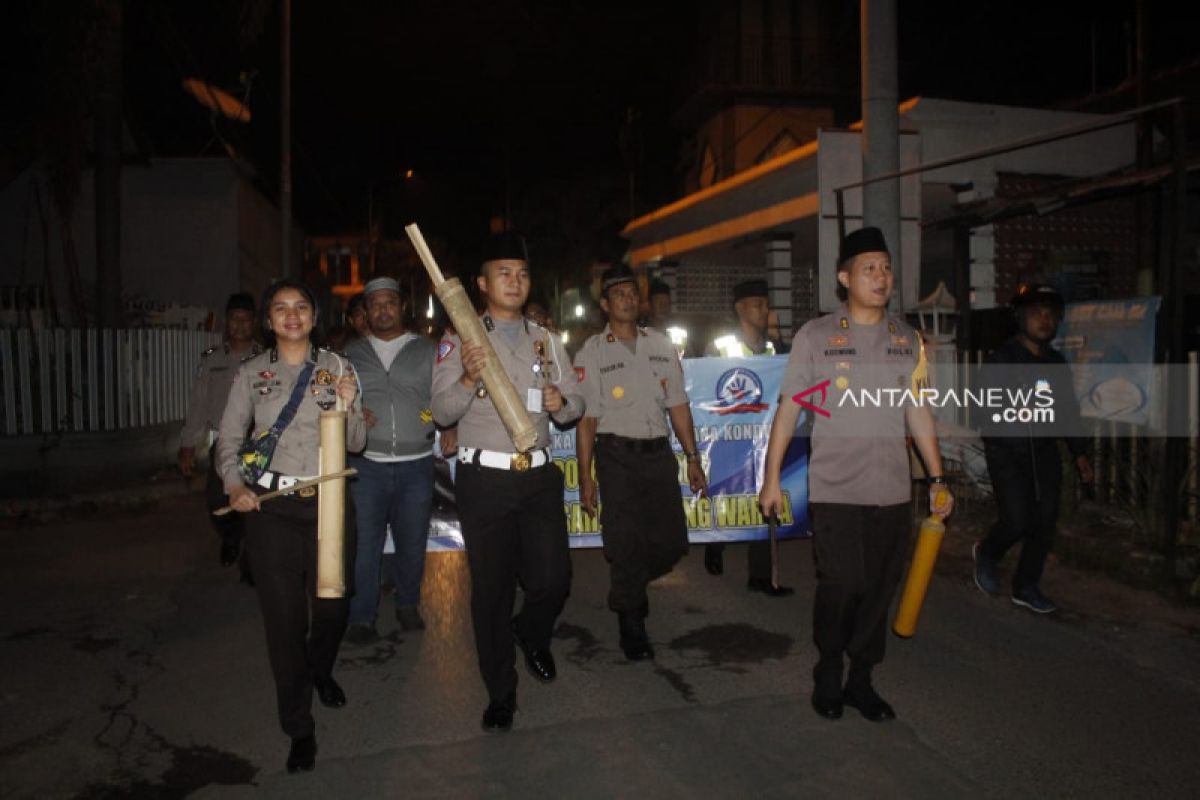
[2,495,1198,798]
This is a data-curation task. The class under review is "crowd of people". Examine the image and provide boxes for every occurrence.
[179,226,1087,773]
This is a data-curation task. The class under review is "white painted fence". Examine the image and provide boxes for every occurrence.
[0,329,221,436]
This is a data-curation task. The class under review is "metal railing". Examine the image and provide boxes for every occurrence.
[0,329,221,436]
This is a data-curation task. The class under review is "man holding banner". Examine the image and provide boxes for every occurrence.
[574,264,708,662]
[759,227,953,724]
[703,279,793,596]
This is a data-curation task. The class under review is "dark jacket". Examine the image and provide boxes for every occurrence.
[979,336,1088,460]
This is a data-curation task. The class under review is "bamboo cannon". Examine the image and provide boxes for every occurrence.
[892,490,950,638]
[405,223,538,453]
[315,408,348,598]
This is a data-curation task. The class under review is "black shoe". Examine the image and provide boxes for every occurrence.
[286,734,316,773]
[704,544,724,576]
[220,537,241,567]
[513,624,556,682]
[746,578,795,597]
[617,610,654,661]
[396,605,426,631]
[843,683,896,722]
[314,675,346,709]
[811,661,844,720]
[481,693,516,733]
[343,623,380,646]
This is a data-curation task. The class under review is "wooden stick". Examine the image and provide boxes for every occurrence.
[212,468,358,516]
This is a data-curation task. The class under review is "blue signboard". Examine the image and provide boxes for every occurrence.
[423,355,811,550]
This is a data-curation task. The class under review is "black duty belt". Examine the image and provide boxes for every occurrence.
[597,434,670,454]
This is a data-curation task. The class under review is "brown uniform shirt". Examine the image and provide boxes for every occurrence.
[216,346,366,490]
[780,307,920,506]
[431,316,582,452]
[180,342,262,447]
[573,325,688,438]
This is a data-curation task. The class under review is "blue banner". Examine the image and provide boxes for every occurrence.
[423,355,811,550]
[1056,296,1160,425]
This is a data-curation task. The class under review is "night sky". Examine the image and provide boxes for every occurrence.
[8,1,1196,245]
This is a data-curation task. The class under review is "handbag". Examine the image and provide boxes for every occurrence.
[237,362,316,484]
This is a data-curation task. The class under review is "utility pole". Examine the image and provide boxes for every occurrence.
[95,0,123,327]
[860,0,902,311]
[280,0,292,279]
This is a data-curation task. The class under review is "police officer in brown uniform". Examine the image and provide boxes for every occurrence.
[702,279,793,595]
[431,232,583,733]
[759,228,953,723]
[179,292,261,572]
[574,265,707,661]
[217,279,365,772]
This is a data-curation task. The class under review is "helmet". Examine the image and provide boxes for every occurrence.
[1010,283,1064,312]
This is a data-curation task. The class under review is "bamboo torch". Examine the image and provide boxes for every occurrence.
[316,364,349,599]
[405,223,538,453]
[892,490,950,638]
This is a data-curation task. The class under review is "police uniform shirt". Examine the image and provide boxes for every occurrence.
[431,317,582,452]
[216,347,367,489]
[780,307,921,506]
[573,324,688,439]
[180,342,262,448]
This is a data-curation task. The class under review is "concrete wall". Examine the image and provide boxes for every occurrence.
[0,158,289,325]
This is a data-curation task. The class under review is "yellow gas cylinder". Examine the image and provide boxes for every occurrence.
[893,491,949,638]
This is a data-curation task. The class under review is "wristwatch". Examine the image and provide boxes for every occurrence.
[928,475,947,485]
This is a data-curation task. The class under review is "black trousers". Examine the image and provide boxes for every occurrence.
[455,461,571,703]
[704,540,773,580]
[981,442,1062,592]
[809,502,911,669]
[594,439,689,613]
[244,490,354,738]
[205,441,244,547]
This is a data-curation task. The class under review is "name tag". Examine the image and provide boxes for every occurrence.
[526,387,543,413]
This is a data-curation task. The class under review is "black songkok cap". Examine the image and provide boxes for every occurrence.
[838,226,890,267]
[648,280,671,297]
[601,264,637,295]
[733,279,768,301]
[482,230,528,264]
[226,292,255,313]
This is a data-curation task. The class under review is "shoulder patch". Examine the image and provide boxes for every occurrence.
[437,340,455,363]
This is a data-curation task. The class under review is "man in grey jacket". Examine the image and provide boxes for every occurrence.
[344,277,437,644]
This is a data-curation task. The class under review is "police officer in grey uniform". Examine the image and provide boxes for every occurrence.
[574,265,707,661]
[431,232,583,733]
[179,292,261,572]
[759,228,953,723]
[702,279,793,595]
[218,279,365,773]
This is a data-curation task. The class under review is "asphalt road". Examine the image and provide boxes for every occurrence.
[2,495,1198,798]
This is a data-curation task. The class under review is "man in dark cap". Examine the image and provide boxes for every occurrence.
[574,264,707,661]
[973,284,1093,614]
[644,280,690,357]
[179,292,262,575]
[703,278,792,594]
[759,227,953,723]
[432,230,583,733]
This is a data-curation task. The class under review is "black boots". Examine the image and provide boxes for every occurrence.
[842,663,896,722]
[617,605,653,661]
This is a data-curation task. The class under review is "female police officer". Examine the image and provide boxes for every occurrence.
[217,279,366,773]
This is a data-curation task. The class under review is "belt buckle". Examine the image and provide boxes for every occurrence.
[297,485,317,498]
[511,452,531,472]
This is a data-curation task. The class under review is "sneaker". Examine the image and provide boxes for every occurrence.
[973,542,1000,596]
[1011,585,1057,614]
[396,605,425,631]
[343,623,380,646]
